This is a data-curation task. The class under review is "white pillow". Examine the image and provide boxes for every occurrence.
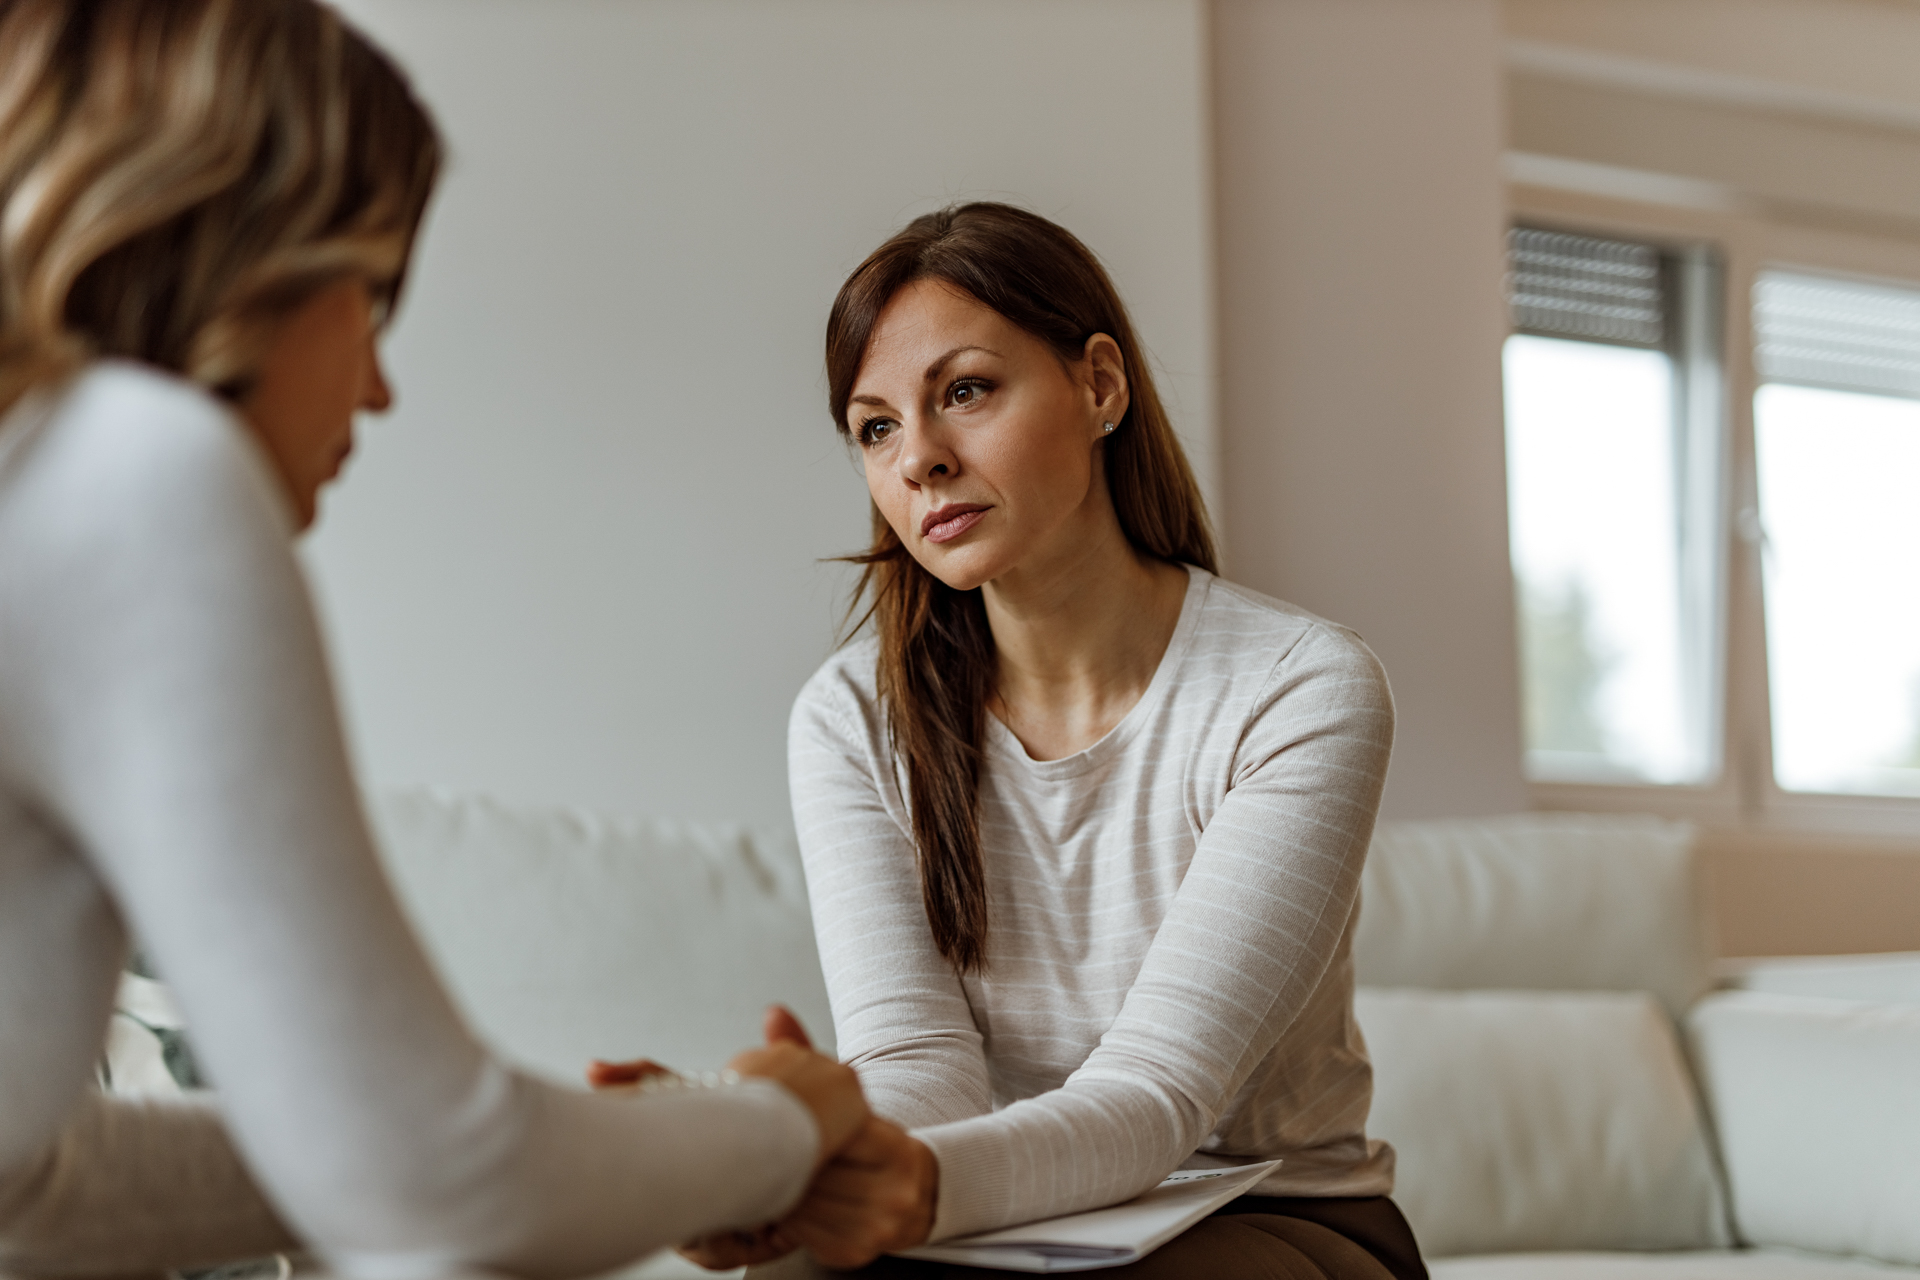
[1430,1251,1920,1279]
[1726,953,1920,1007]
[369,787,834,1082]
[1359,815,1713,1017]
[1688,991,1920,1266]
[1357,987,1732,1258]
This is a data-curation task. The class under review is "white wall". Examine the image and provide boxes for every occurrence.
[311,0,1215,827]
[1211,0,1529,818]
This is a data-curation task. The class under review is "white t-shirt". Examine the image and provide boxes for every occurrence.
[789,566,1396,1242]
[0,363,817,1278]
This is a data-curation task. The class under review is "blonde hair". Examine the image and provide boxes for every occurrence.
[0,0,441,417]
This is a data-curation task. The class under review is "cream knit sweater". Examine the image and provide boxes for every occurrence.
[790,567,1397,1242]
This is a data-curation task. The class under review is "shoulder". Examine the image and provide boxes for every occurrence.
[1,361,289,548]
[1195,573,1387,684]
[1187,572,1393,728]
[790,634,885,748]
[0,362,299,663]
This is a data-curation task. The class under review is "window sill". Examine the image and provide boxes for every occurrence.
[1529,778,1920,842]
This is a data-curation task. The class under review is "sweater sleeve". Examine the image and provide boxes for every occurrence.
[0,369,819,1280]
[796,627,1392,1242]
[787,665,994,1130]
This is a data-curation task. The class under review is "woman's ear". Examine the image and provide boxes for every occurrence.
[1083,333,1130,438]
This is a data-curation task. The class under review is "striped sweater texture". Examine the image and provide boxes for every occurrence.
[788,567,1398,1241]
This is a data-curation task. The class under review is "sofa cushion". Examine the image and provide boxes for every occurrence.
[1432,1250,1920,1280]
[1724,953,1920,1006]
[369,788,834,1082]
[1357,987,1732,1258]
[1357,815,1713,1017]
[1688,992,1920,1267]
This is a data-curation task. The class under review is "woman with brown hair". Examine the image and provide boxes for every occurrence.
[0,2,865,1276]
[764,204,1425,1278]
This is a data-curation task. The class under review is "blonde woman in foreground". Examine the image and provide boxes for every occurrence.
[765,205,1426,1278]
[0,2,867,1276]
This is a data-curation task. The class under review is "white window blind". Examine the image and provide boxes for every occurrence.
[1754,270,1920,402]
[1509,227,1666,348]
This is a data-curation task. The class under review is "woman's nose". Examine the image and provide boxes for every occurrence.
[898,421,957,487]
[362,343,394,414]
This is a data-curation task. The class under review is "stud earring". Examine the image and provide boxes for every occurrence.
[1103,422,1115,434]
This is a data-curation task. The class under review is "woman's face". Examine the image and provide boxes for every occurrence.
[847,278,1129,592]
[241,277,392,530]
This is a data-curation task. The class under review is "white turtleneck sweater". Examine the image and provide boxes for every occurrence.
[0,363,817,1279]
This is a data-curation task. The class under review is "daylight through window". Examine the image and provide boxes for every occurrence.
[1502,228,1720,787]
[1753,271,1920,797]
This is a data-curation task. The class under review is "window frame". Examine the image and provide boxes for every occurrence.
[1509,181,1920,840]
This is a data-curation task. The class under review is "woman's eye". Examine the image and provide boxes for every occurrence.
[949,378,990,408]
[858,418,896,446]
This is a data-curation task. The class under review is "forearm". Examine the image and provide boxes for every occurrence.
[397,1076,819,1280]
[789,688,996,1131]
[850,1042,993,1130]
[912,1071,1206,1241]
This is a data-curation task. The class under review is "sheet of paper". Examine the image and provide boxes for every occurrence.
[895,1159,1281,1273]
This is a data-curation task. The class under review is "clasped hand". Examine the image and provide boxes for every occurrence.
[587,1006,938,1271]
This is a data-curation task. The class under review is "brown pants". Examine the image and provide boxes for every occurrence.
[749,1195,1426,1280]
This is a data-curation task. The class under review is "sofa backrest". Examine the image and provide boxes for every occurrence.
[1352,813,1735,1258]
[1354,812,1715,1018]
[369,788,835,1083]
[371,795,1720,1080]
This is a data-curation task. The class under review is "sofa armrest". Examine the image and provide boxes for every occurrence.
[1688,991,1920,1267]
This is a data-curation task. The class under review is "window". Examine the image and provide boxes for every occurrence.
[1502,228,1722,787]
[1752,271,1920,798]
[1502,206,1920,832]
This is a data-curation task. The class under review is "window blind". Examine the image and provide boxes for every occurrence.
[1753,270,1920,402]
[1508,227,1666,348]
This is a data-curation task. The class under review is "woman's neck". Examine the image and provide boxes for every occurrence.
[982,522,1190,763]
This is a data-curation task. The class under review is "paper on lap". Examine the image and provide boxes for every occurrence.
[894,1160,1281,1273]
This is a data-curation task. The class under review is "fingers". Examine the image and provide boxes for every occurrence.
[585,1058,672,1089]
[773,1121,939,1270]
[727,1042,868,1165]
[779,1211,890,1270]
[677,1226,793,1269]
[779,1192,921,1272]
[764,1003,814,1049]
[829,1113,913,1165]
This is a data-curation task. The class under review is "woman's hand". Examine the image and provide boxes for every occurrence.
[774,1116,939,1270]
[726,1005,868,1169]
[674,1225,794,1271]
[586,1008,866,1167]
[584,1057,673,1089]
[586,1009,877,1271]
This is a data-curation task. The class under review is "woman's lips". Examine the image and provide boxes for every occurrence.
[922,505,989,544]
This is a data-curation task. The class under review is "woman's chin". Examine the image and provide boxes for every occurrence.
[911,544,1002,594]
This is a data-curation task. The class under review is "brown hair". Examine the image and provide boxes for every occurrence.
[825,202,1217,973]
[0,0,441,417]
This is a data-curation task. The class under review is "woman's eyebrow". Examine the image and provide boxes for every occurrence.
[924,345,1000,381]
[849,345,1004,407]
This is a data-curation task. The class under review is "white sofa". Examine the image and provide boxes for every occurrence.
[1348,816,1920,1279]
[115,792,1920,1278]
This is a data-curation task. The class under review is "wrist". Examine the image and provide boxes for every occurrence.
[910,1136,940,1246]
